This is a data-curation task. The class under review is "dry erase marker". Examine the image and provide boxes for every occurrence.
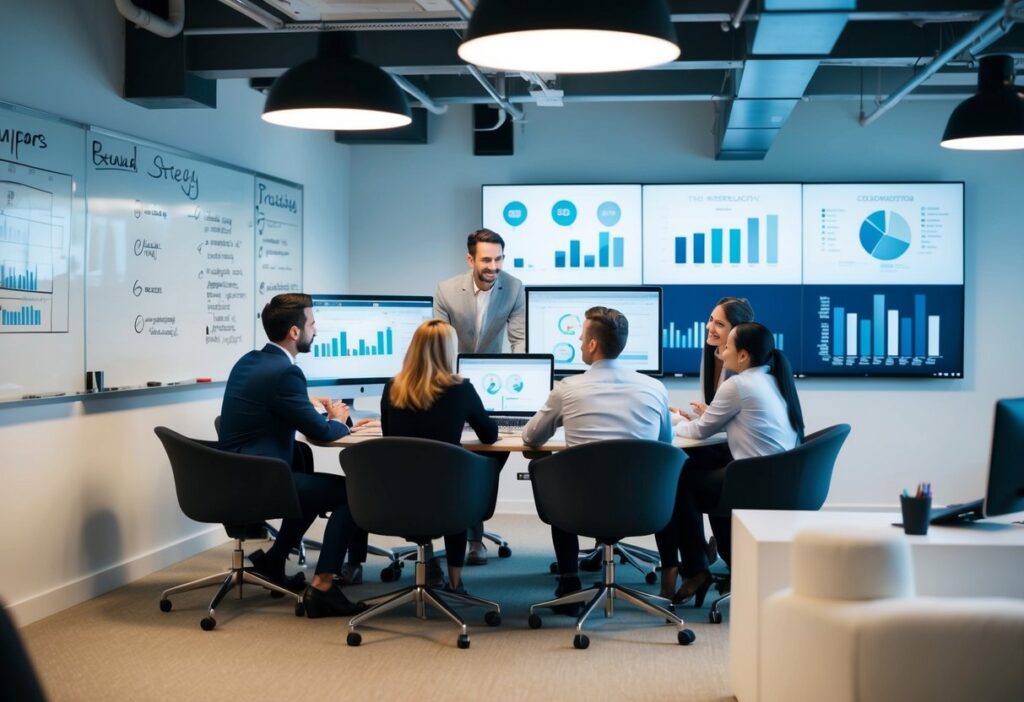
[196,377,212,383]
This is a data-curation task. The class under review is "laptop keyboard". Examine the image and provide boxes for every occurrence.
[492,415,529,433]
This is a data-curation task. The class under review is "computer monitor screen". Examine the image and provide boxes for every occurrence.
[526,286,662,375]
[457,354,554,415]
[296,295,434,386]
[931,397,1024,525]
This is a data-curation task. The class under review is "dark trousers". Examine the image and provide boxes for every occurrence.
[551,526,580,577]
[655,443,733,577]
[267,472,353,576]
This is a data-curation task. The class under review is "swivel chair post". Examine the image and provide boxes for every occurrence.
[347,542,501,649]
[530,543,689,649]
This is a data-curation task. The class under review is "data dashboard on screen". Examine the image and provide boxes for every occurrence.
[295,295,434,385]
[526,287,662,375]
[482,184,643,285]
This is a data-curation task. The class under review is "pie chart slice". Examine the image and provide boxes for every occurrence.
[860,210,911,261]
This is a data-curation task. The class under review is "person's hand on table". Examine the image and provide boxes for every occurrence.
[689,401,707,416]
[670,405,693,423]
[352,418,380,431]
[325,400,350,424]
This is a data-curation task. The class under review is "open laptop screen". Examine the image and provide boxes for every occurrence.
[457,354,554,415]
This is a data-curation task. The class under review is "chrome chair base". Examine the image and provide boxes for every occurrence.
[158,540,302,630]
[347,544,501,649]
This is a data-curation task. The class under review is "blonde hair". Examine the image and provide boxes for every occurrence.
[388,320,461,411]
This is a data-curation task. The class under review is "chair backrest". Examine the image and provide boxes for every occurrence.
[339,437,499,543]
[717,424,851,512]
[528,439,685,543]
[154,426,302,526]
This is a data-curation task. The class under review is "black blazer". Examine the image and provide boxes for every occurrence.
[380,378,498,446]
[218,344,349,465]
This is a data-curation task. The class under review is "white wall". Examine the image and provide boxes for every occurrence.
[348,100,1024,512]
[0,0,350,624]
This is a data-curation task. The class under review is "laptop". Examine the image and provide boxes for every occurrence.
[457,353,555,433]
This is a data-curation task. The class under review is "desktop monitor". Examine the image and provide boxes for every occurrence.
[295,294,434,394]
[525,286,662,375]
[931,397,1024,524]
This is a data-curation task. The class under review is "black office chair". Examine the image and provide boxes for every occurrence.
[339,437,502,649]
[0,604,46,702]
[705,423,851,623]
[154,426,305,630]
[213,416,416,577]
[526,439,696,650]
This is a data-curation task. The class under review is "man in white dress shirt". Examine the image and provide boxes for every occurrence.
[523,306,672,612]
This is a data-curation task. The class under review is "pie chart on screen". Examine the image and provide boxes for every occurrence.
[859,210,911,261]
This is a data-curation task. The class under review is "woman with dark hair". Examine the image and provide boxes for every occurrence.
[658,322,804,605]
[380,319,499,593]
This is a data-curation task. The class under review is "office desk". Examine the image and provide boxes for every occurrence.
[730,509,1024,702]
[310,427,727,453]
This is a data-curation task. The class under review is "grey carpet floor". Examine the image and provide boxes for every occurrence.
[20,514,734,701]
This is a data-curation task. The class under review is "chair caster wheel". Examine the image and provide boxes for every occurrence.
[667,602,676,612]
[159,599,172,613]
[380,565,400,582]
[457,634,470,649]
[294,602,305,617]
[709,610,723,624]
[484,611,502,627]
[200,617,216,631]
[573,634,590,650]
[678,629,696,645]
[497,545,512,558]
[347,632,362,647]
[645,571,657,585]
[527,613,543,629]
[548,562,559,575]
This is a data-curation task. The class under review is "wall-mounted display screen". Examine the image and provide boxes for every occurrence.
[489,182,965,379]
[526,286,662,375]
[482,184,643,285]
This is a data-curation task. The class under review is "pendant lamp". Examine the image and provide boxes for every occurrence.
[262,33,411,131]
[458,0,680,74]
[941,55,1024,150]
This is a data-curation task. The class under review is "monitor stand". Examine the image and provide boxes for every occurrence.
[929,498,984,525]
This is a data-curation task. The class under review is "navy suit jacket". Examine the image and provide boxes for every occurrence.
[218,344,349,466]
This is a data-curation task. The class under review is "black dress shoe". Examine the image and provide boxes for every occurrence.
[303,584,369,619]
[551,575,586,617]
[247,549,306,593]
[578,549,603,572]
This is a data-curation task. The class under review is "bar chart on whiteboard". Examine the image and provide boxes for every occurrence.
[0,159,72,334]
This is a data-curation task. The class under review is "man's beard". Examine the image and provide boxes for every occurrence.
[297,333,314,354]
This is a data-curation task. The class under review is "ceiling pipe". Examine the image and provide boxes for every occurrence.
[466,65,524,120]
[214,0,284,30]
[389,73,448,115]
[860,1,1023,127]
[114,0,185,38]
[727,0,754,30]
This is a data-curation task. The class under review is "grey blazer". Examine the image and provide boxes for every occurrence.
[434,270,526,353]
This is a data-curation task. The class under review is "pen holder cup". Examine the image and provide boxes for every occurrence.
[900,495,932,535]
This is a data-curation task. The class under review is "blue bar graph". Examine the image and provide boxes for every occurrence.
[0,305,43,326]
[0,262,39,292]
[766,214,779,264]
[693,233,706,264]
[675,237,687,264]
[711,228,723,263]
[314,327,393,358]
[663,319,783,351]
[729,228,741,264]
[914,295,926,357]
[873,294,885,357]
[748,218,759,263]
[833,307,845,357]
[513,258,524,268]
[552,232,627,270]
[900,318,912,357]
[859,320,871,357]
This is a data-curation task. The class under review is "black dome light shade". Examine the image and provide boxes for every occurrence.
[941,55,1024,151]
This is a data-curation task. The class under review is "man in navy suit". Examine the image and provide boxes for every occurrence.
[219,293,365,618]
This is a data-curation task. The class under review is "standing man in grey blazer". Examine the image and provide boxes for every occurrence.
[434,228,524,565]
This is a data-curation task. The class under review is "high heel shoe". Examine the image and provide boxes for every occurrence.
[673,570,712,607]
[659,566,680,600]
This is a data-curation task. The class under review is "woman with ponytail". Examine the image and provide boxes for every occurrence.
[656,322,804,605]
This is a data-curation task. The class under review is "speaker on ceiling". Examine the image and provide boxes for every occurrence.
[473,104,514,156]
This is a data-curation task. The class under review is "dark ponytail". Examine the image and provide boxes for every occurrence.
[731,322,804,439]
[702,297,755,403]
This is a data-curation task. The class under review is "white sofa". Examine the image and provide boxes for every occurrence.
[761,526,1024,702]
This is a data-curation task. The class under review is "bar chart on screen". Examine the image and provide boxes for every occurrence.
[803,285,964,376]
[642,184,802,285]
[482,184,642,285]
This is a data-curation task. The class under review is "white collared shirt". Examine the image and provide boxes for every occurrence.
[267,341,295,364]
[473,280,493,350]
[674,365,798,460]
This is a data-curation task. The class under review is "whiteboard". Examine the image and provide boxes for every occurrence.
[85,131,255,387]
[0,104,86,399]
[254,176,303,347]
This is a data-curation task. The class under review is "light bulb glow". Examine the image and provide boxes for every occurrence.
[940,134,1024,150]
[262,107,412,131]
